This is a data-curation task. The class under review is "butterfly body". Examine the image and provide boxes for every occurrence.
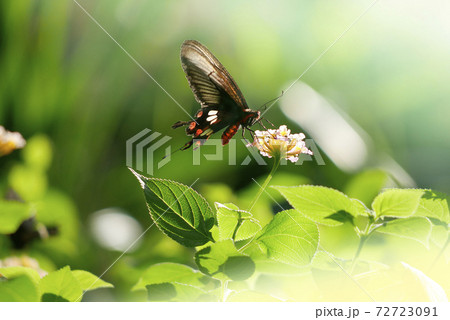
[173,40,261,150]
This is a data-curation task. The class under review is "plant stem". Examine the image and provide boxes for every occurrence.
[350,234,368,274]
[248,157,281,211]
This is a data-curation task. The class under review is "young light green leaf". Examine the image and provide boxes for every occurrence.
[272,185,360,226]
[39,266,83,302]
[414,190,449,224]
[0,274,40,302]
[375,217,432,248]
[215,202,261,241]
[372,189,424,218]
[344,169,388,207]
[0,200,33,234]
[72,270,113,292]
[22,134,53,171]
[430,224,448,248]
[195,240,255,281]
[130,169,215,247]
[132,263,212,291]
[8,165,48,202]
[252,209,319,266]
[0,266,41,284]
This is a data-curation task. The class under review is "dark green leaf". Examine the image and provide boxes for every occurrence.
[130,169,215,247]
[41,293,69,302]
[146,282,209,302]
[195,240,255,281]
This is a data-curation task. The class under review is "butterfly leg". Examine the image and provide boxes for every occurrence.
[172,121,190,129]
[241,127,255,145]
[258,121,268,130]
[263,117,275,127]
[180,139,194,150]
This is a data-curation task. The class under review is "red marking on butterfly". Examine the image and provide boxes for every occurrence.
[172,40,261,150]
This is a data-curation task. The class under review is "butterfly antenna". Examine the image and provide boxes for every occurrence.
[257,90,285,111]
[162,148,180,160]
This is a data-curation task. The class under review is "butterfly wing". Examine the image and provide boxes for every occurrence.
[176,40,253,149]
[180,40,248,111]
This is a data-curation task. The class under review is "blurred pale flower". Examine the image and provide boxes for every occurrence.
[251,125,313,163]
[0,256,48,278]
[0,126,26,156]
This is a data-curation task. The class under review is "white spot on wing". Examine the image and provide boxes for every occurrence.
[208,110,218,115]
[206,115,218,122]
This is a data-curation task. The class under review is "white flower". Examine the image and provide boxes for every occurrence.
[0,126,26,157]
[251,125,312,163]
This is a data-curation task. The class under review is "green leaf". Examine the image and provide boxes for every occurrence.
[375,217,432,248]
[215,202,261,241]
[345,169,388,207]
[272,185,360,226]
[430,224,448,248]
[22,134,52,171]
[41,293,69,302]
[8,165,48,202]
[0,274,40,302]
[0,266,41,283]
[414,190,449,224]
[39,266,83,302]
[132,263,211,291]
[72,270,113,292]
[146,282,209,302]
[251,209,319,266]
[130,169,215,247]
[0,200,33,234]
[372,189,424,218]
[195,240,255,281]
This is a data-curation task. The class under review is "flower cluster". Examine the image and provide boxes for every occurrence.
[0,126,26,157]
[252,125,312,163]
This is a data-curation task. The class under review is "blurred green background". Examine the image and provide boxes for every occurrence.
[1,0,449,300]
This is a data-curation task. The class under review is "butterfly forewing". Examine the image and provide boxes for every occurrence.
[181,40,248,110]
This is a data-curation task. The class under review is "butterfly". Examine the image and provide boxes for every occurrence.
[172,40,263,150]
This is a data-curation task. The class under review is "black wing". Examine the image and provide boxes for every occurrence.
[180,40,248,111]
